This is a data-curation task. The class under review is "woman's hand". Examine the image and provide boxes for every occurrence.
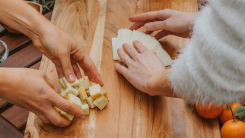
[129,9,196,39]
[0,68,84,127]
[0,0,103,85]
[115,41,175,97]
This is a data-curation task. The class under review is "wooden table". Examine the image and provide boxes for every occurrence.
[0,11,53,138]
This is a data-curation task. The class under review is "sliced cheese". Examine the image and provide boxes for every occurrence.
[89,84,102,100]
[115,29,124,60]
[129,30,141,46]
[146,37,158,51]
[151,42,161,52]
[78,76,92,90]
[156,48,173,66]
[54,107,74,121]
[86,96,96,108]
[78,87,88,101]
[66,93,82,108]
[60,86,79,98]
[80,104,89,115]
[93,96,109,110]
[111,37,118,60]
[62,77,79,88]
[101,89,108,98]
[141,35,152,46]
[59,78,67,89]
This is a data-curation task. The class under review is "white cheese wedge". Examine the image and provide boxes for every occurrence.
[66,93,82,108]
[141,35,152,46]
[93,96,109,110]
[146,37,158,51]
[129,30,141,46]
[54,107,74,121]
[86,96,96,108]
[62,77,79,88]
[156,48,173,66]
[59,86,79,98]
[151,42,161,53]
[89,84,102,100]
[122,29,133,45]
[78,87,88,101]
[59,78,67,89]
[111,37,118,60]
[78,76,92,90]
[80,104,89,115]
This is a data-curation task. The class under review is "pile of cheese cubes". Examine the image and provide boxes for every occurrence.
[54,76,109,121]
[111,28,173,66]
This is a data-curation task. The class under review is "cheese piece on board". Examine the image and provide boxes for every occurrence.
[156,48,173,66]
[122,29,133,45]
[146,37,158,51]
[80,104,89,115]
[86,96,96,108]
[78,76,92,90]
[101,89,108,98]
[54,107,74,121]
[66,93,82,108]
[89,84,102,100]
[93,96,109,110]
[78,87,88,101]
[91,82,97,86]
[129,30,141,46]
[115,29,124,60]
[59,78,67,89]
[111,37,118,60]
[141,35,152,46]
[62,77,79,88]
[85,89,90,96]
[60,86,79,98]
[151,42,161,52]
[82,100,88,105]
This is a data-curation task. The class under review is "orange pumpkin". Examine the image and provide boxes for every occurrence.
[195,104,222,119]
[221,119,245,138]
[219,103,241,124]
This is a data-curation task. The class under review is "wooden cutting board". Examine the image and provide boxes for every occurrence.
[24,0,221,138]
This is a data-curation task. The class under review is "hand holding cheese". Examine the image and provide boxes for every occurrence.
[0,68,85,127]
[129,9,196,39]
[115,41,175,97]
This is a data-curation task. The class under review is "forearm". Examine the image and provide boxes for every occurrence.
[147,70,178,98]
[0,0,49,39]
[0,68,12,98]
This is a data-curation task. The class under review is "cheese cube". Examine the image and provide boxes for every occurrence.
[82,100,88,105]
[91,82,97,86]
[93,96,109,110]
[85,89,90,96]
[62,77,79,88]
[66,93,82,108]
[86,96,96,108]
[59,78,67,89]
[89,84,102,100]
[78,87,88,101]
[80,104,89,115]
[60,86,79,98]
[78,76,92,90]
[101,89,108,98]
[54,107,74,121]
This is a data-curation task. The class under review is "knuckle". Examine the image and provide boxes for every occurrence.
[63,103,73,113]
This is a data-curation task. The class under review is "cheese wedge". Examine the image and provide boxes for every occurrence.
[86,96,96,108]
[54,107,74,121]
[62,77,79,88]
[60,86,79,98]
[156,48,173,66]
[78,76,92,90]
[66,93,82,108]
[101,89,108,98]
[89,84,102,100]
[59,78,67,89]
[78,87,88,101]
[93,96,109,110]
[80,104,89,115]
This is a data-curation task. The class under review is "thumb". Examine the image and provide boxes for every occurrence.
[59,54,76,82]
[144,20,169,32]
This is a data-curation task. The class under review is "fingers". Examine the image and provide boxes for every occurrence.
[129,22,147,30]
[36,113,50,124]
[144,20,169,31]
[56,66,65,79]
[51,93,85,119]
[145,31,153,35]
[72,63,82,79]
[58,53,76,83]
[132,40,148,53]
[117,48,133,66]
[72,49,104,86]
[122,43,139,59]
[129,10,171,22]
[154,30,171,40]
[115,63,129,79]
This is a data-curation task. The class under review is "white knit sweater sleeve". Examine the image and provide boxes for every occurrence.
[169,0,245,105]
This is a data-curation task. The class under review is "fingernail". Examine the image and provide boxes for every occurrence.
[145,23,150,29]
[78,115,85,119]
[68,74,75,82]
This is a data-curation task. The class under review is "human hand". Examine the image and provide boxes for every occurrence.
[129,9,196,39]
[115,40,174,97]
[0,68,84,127]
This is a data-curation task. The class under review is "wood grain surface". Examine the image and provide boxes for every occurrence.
[25,0,220,138]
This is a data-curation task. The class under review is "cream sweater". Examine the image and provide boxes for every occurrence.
[169,0,245,105]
